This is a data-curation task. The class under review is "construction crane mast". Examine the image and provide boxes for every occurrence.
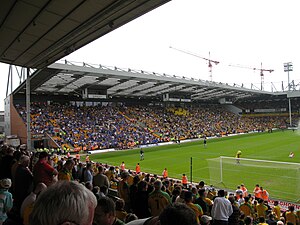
[228,62,274,90]
[169,46,219,81]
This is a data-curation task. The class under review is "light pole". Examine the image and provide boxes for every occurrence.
[284,62,293,127]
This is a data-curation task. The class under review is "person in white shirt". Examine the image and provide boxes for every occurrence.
[211,190,233,225]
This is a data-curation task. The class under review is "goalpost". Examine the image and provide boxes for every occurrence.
[207,156,300,202]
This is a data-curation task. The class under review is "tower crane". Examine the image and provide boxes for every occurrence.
[228,62,274,90]
[169,46,219,81]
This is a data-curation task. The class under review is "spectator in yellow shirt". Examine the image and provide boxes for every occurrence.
[272,201,281,221]
[256,199,268,218]
[285,206,299,225]
[58,159,74,181]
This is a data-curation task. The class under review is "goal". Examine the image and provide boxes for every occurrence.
[207,156,300,202]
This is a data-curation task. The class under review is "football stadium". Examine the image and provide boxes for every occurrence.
[1,1,300,225]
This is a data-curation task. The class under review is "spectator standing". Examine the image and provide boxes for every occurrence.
[33,151,58,187]
[272,201,281,221]
[211,189,233,225]
[228,196,241,225]
[184,191,203,224]
[284,205,299,225]
[256,199,268,219]
[0,178,13,225]
[117,171,131,212]
[14,155,34,211]
[84,163,93,183]
[0,147,15,179]
[195,188,212,215]
[58,159,74,181]
[133,180,151,219]
[239,197,254,217]
[129,175,140,212]
[148,180,171,216]
[93,166,110,189]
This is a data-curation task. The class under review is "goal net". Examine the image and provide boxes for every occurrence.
[207,156,300,202]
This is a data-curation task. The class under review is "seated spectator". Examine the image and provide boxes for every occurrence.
[29,181,97,225]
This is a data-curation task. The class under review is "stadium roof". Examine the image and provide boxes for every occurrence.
[13,61,282,102]
[0,0,170,69]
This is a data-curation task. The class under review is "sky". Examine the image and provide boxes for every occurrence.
[1,0,300,110]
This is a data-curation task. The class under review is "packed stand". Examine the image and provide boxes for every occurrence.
[1,142,299,225]
[15,103,296,152]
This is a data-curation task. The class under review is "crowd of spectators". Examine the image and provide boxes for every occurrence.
[16,102,296,152]
[1,142,300,225]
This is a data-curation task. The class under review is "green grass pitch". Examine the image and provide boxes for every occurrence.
[88,130,300,203]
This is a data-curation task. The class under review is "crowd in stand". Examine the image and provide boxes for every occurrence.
[0,142,299,225]
[15,102,295,151]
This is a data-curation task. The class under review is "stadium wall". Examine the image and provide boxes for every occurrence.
[10,97,27,144]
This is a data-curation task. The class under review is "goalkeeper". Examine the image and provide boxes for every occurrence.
[236,150,242,164]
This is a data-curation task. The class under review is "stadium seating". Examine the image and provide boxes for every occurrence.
[15,102,298,151]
